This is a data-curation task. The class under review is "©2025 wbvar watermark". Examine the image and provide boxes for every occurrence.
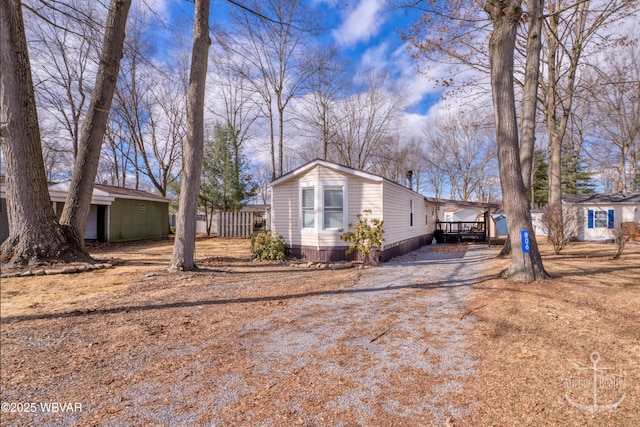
[1,401,83,414]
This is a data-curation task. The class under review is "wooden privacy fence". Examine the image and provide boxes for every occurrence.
[218,211,255,237]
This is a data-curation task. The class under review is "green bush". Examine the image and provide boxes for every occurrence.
[339,210,384,262]
[251,230,288,261]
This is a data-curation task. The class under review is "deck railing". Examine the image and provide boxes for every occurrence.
[435,221,486,242]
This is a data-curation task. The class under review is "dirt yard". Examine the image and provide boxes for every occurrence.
[1,237,639,426]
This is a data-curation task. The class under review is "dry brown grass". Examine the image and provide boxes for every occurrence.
[462,240,640,426]
[0,237,251,319]
[1,237,639,425]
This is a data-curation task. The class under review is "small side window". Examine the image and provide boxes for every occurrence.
[323,186,343,229]
[140,203,146,213]
[410,200,414,227]
[301,187,315,228]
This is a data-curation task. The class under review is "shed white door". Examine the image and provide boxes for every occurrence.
[84,204,98,240]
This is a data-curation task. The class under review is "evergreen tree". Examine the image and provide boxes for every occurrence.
[198,123,255,234]
[561,148,594,194]
[531,149,548,207]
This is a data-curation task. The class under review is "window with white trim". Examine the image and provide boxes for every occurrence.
[594,210,608,228]
[323,186,343,229]
[301,187,315,228]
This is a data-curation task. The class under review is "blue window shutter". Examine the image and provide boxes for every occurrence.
[608,209,614,228]
[587,210,594,228]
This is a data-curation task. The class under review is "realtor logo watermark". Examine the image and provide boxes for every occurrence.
[564,351,627,416]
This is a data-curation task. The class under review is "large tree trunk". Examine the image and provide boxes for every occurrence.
[485,0,548,282]
[498,0,543,259]
[0,0,88,265]
[520,0,543,192]
[59,0,132,245]
[169,0,211,271]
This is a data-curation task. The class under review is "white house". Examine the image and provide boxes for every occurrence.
[270,160,437,262]
[427,197,502,240]
[563,193,640,241]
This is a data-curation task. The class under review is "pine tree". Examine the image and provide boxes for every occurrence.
[561,149,594,194]
[198,123,256,234]
[531,149,548,207]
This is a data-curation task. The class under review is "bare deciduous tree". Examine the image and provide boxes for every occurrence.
[1,0,130,264]
[541,0,638,239]
[402,0,547,259]
[332,71,404,171]
[542,203,577,254]
[1,0,89,264]
[422,111,497,200]
[485,0,548,281]
[586,39,640,193]
[169,0,211,271]
[27,0,100,162]
[59,0,132,246]
[220,0,319,179]
[208,49,259,197]
[296,47,346,160]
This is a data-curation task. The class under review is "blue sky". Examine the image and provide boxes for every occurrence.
[146,0,443,118]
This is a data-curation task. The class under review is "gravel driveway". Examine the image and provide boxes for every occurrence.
[211,244,498,426]
[1,243,497,426]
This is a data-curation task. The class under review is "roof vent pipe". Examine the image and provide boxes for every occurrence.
[406,170,413,191]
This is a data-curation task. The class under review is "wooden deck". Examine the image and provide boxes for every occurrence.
[435,221,486,243]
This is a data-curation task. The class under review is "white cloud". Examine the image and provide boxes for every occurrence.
[134,0,172,18]
[357,42,390,74]
[332,0,386,46]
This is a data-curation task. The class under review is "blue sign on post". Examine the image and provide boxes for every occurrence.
[521,230,530,253]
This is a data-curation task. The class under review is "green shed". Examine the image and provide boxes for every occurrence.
[1,182,170,243]
[93,184,170,242]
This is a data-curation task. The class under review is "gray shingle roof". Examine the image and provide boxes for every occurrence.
[563,192,640,204]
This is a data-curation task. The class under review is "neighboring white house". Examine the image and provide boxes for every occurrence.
[427,197,502,239]
[270,159,436,262]
[563,193,640,241]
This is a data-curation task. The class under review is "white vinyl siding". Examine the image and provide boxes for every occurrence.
[425,201,437,235]
[382,181,428,248]
[579,206,620,241]
[271,179,301,245]
[271,162,434,253]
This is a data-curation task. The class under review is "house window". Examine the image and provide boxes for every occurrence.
[410,199,414,227]
[588,209,614,229]
[594,211,607,228]
[426,213,428,226]
[323,186,343,229]
[301,187,315,228]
